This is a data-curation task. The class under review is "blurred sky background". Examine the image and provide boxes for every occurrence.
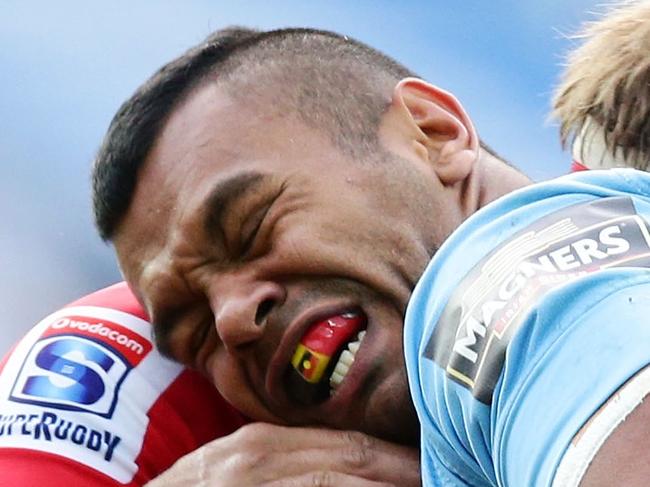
[1,0,604,355]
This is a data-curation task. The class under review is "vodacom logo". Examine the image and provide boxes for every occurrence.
[51,317,146,355]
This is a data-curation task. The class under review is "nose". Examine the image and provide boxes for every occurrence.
[210,273,285,352]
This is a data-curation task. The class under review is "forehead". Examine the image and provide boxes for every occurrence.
[140,81,340,187]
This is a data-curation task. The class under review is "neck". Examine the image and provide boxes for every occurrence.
[473,149,531,213]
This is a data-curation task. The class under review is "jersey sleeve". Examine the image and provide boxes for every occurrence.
[420,429,492,487]
[0,282,247,486]
[406,188,650,487]
[494,271,650,486]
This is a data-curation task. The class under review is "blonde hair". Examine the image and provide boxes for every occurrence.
[553,1,650,169]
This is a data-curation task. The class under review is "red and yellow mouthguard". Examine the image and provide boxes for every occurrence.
[291,313,364,383]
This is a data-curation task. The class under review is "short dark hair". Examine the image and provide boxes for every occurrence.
[92,27,493,240]
[93,27,420,240]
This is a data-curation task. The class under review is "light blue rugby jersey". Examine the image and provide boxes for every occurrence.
[404,169,650,486]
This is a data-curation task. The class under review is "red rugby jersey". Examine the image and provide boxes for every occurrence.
[0,282,246,486]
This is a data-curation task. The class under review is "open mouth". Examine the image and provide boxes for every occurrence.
[284,310,368,405]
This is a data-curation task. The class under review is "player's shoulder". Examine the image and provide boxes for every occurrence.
[420,187,650,400]
[0,282,179,483]
[0,282,245,485]
[407,173,650,485]
[66,281,148,320]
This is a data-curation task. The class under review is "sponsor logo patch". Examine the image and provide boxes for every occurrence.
[9,315,151,418]
[425,197,650,404]
[0,410,121,461]
[0,305,181,483]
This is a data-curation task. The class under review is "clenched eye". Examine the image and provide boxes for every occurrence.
[239,203,272,256]
[189,318,216,371]
[154,303,214,368]
[237,183,286,258]
[189,319,211,362]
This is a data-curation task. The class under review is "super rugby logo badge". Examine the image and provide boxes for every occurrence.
[9,315,152,418]
[0,303,183,483]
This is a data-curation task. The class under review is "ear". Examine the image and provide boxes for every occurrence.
[388,78,479,185]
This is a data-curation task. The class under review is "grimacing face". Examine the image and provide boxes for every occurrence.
[114,82,461,445]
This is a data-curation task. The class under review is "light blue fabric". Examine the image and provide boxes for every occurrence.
[404,169,650,486]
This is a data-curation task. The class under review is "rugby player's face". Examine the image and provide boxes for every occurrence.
[115,83,458,445]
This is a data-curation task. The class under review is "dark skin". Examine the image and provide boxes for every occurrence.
[116,76,650,485]
[147,423,422,486]
[572,370,650,487]
[114,77,526,443]
[116,77,527,485]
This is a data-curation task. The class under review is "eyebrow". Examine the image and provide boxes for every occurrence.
[203,171,266,244]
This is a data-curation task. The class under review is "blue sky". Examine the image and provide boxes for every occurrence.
[0,0,602,353]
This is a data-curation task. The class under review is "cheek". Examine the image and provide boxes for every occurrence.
[270,212,416,306]
[208,352,285,424]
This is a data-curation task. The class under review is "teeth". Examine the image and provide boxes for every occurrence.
[333,361,348,376]
[340,350,354,366]
[330,371,345,385]
[328,330,367,393]
[341,311,359,319]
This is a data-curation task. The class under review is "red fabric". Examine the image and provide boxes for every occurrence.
[0,282,248,486]
[68,282,149,321]
[0,449,121,487]
[571,160,589,172]
[131,369,247,485]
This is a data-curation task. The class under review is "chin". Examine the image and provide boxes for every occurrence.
[363,374,420,446]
